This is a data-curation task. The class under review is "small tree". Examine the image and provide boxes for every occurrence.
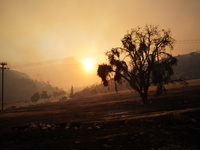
[97,25,183,103]
[31,92,40,102]
[70,85,74,98]
[41,90,51,99]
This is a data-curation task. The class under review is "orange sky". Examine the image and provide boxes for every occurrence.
[0,0,200,91]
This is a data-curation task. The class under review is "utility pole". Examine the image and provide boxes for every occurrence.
[0,62,8,110]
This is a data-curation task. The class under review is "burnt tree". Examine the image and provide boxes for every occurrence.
[97,25,182,103]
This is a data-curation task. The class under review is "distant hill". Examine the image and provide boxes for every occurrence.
[0,69,65,105]
[173,51,200,80]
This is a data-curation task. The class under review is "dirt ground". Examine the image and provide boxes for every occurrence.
[0,79,200,150]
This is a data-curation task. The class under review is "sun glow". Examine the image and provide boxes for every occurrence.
[82,58,95,72]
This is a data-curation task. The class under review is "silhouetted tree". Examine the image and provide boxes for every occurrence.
[97,25,183,103]
[31,92,40,102]
[41,90,51,99]
[70,85,74,98]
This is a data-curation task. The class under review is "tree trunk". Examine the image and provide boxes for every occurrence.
[140,92,148,104]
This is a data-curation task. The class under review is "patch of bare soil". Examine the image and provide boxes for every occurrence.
[0,82,200,149]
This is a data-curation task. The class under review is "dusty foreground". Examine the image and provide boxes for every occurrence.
[0,81,200,149]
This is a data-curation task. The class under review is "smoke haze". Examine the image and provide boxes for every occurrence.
[0,0,200,90]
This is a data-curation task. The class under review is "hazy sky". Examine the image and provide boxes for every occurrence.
[0,0,200,90]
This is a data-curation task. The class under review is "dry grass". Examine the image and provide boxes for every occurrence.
[0,79,200,149]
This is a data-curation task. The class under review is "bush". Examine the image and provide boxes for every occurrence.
[31,92,40,102]
[41,90,51,99]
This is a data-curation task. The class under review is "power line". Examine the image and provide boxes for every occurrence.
[7,39,200,69]
[10,52,105,69]
[176,39,200,44]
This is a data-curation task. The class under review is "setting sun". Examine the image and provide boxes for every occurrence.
[82,58,95,72]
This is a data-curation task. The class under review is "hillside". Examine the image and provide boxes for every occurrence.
[0,69,65,105]
[173,51,200,79]
[0,79,200,149]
